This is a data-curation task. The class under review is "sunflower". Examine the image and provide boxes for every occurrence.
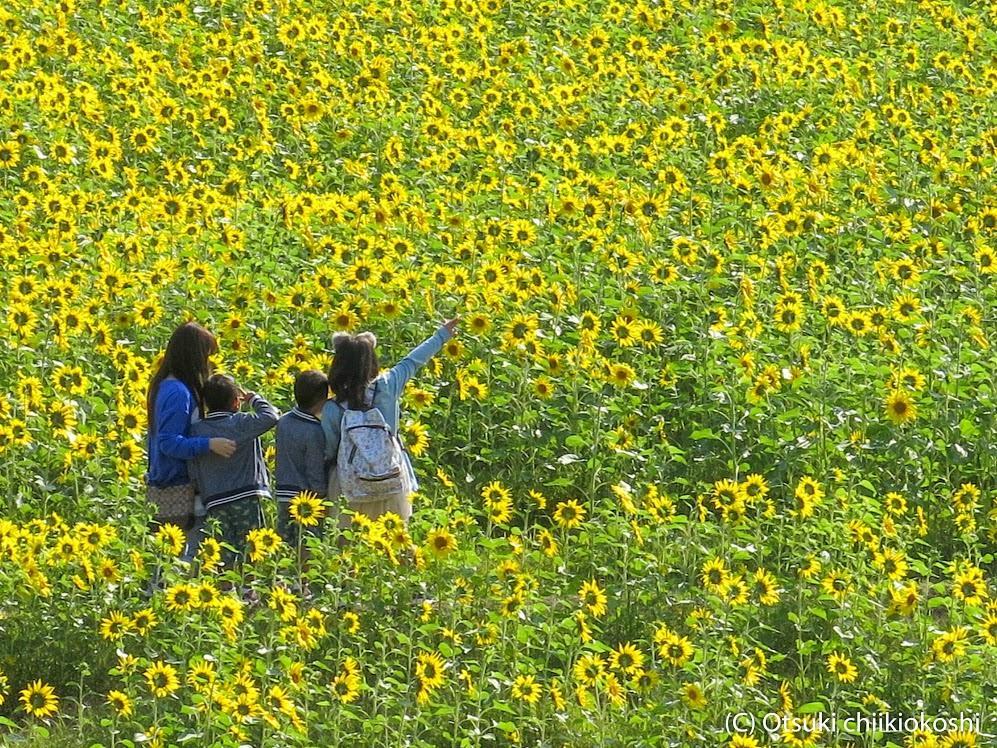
[951,565,987,606]
[415,651,446,690]
[53,364,88,395]
[99,611,134,641]
[144,661,180,698]
[553,499,586,530]
[933,626,971,663]
[572,653,606,686]
[106,689,132,717]
[289,491,326,527]
[132,608,157,635]
[155,523,185,556]
[978,613,997,646]
[116,405,144,436]
[425,528,457,558]
[637,321,664,347]
[246,527,283,562]
[940,731,978,747]
[227,692,263,724]
[458,375,488,401]
[199,537,223,570]
[187,660,218,693]
[330,671,361,704]
[883,491,908,516]
[165,583,196,612]
[753,568,781,606]
[20,680,58,719]
[825,651,858,683]
[195,582,220,609]
[729,736,760,747]
[701,557,730,593]
[793,476,823,518]
[511,674,542,705]
[402,420,429,456]
[682,681,707,709]
[884,389,916,424]
[7,302,37,337]
[741,474,769,501]
[486,497,512,525]
[607,362,636,388]
[892,293,920,321]
[976,245,996,274]
[466,312,491,335]
[579,579,608,617]
[821,570,852,602]
[536,528,559,557]
[0,139,22,168]
[890,367,925,391]
[610,643,645,675]
[655,630,694,667]
[873,548,909,581]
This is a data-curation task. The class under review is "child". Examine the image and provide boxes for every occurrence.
[275,370,329,545]
[189,374,279,567]
[323,318,459,525]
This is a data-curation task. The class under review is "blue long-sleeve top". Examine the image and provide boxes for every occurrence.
[146,377,211,488]
[322,325,452,491]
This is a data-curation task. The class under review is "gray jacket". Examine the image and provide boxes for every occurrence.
[274,408,327,501]
[189,395,279,511]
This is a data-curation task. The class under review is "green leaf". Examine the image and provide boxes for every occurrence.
[798,701,827,715]
[690,428,718,440]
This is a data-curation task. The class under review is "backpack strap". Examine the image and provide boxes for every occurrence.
[337,379,380,413]
[363,379,378,410]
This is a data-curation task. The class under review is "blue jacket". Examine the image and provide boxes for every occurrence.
[321,325,452,493]
[146,377,211,488]
[275,408,327,501]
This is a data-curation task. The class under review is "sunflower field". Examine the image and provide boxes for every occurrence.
[1,0,996,745]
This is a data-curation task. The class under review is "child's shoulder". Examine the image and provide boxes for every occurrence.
[280,408,323,427]
[189,417,214,436]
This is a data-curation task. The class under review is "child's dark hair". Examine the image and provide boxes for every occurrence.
[328,333,380,410]
[203,374,240,413]
[294,370,329,411]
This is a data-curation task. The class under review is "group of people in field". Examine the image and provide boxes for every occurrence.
[144,317,460,566]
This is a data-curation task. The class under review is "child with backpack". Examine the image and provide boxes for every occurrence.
[323,318,460,525]
[188,374,280,567]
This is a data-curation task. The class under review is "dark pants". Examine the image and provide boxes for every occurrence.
[277,502,325,547]
[207,498,263,568]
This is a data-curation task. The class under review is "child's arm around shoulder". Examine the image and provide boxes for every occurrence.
[232,393,280,441]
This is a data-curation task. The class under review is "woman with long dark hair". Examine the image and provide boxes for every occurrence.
[322,318,459,524]
[146,322,236,538]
